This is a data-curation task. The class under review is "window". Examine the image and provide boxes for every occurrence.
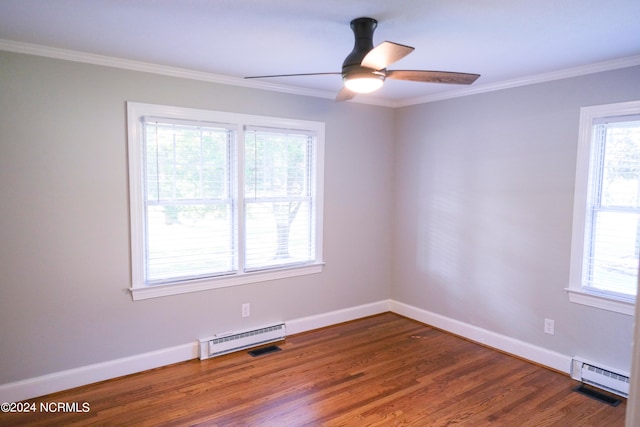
[127,102,324,300]
[568,100,640,314]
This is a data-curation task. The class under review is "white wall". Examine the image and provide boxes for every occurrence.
[393,66,640,373]
[0,51,394,385]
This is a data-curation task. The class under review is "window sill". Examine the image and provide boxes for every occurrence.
[130,263,324,301]
[565,288,636,315]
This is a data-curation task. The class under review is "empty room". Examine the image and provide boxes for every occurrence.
[1,1,640,425]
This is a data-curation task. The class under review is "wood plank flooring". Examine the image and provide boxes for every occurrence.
[0,313,626,426]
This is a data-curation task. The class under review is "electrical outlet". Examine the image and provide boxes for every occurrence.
[544,318,555,335]
[242,303,250,318]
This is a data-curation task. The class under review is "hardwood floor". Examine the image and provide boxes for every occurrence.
[0,313,626,426]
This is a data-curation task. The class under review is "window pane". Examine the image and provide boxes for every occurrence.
[244,129,314,270]
[587,210,639,296]
[601,123,640,208]
[584,120,640,299]
[144,121,236,284]
[146,123,232,202]
[146,204,235,282]
[245,201,313,269]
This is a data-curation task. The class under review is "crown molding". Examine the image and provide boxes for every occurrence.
[2,39,638,109]
[394,55,640,107]
[0,39,395,108]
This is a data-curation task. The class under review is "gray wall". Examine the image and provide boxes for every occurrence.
[0,51,394,384]
[393,66,640,372]
[1,48,639,386]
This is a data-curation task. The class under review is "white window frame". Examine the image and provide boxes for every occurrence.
[127,102,325,300]
[567,100,640,315]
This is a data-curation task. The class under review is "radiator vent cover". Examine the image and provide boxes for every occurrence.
[199,323,286,360]
[571,357,629,398]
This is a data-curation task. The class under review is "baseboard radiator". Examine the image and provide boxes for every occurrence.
[571,357,630,397]
[198,323,286,360]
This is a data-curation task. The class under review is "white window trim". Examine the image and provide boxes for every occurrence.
[126,102,325,300]
[567,100,640,315]
[566,287,635,316]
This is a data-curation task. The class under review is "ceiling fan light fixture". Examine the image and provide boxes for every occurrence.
[343,74,384,93]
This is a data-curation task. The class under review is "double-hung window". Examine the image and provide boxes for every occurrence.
[568,100,640,314]
[127,102,324,300]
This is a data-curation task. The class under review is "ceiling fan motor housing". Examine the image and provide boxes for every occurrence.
[343,17,378,69]
[342,17,385,86]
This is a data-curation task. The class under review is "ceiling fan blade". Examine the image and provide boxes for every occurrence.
[336,87,356,102]
[245,72,340,79]
[361,41,414,71]
[386,70,480,85]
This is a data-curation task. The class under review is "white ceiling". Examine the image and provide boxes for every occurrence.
[1,0,639,106]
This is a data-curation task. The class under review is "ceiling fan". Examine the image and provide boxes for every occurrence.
[245,17,480,101]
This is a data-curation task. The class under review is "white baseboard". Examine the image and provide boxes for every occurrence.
[0,299,571,403]
[286,300,391,335]
[389,300,571,374]
[0,300,390,402]
[0,342,199,403]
